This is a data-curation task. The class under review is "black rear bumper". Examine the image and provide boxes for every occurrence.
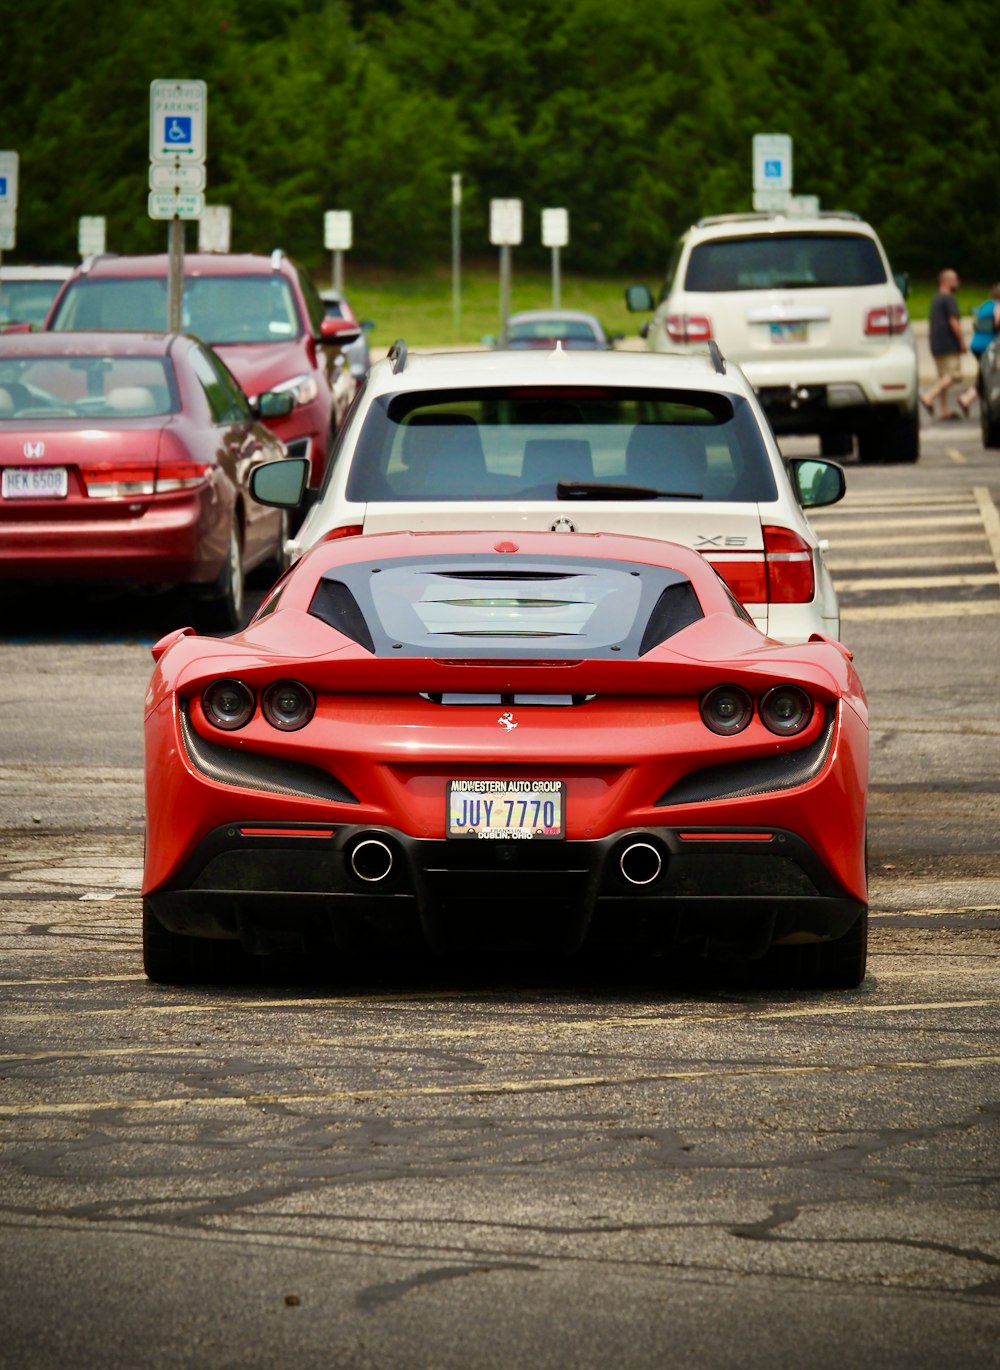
[145,821,865,960]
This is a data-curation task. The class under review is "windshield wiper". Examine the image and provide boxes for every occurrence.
[557,481,703,501]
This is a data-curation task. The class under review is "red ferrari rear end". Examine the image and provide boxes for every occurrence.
[142,531,869,988]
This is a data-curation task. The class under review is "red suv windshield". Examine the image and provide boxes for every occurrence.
[49,274,303,345]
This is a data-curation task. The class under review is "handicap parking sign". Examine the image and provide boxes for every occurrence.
[165,117,192,147]
[150,80,206,163]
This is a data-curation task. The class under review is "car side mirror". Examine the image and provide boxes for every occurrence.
[625,284,654,313]
[317,317,363,347]
[250,456,310,508]
[254,390,295,419]
[788,457,846,508]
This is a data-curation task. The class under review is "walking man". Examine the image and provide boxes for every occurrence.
[920,268,968,421]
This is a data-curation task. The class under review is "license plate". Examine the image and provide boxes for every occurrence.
[2,466,68,499]
[769,322,808,344]
[448,779,564,839]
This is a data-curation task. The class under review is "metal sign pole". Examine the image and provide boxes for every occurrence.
[552,245,561,310]
[333,249,344,294]
[167,216,185,332]
[451,173,462,342]
[499,244,512,346]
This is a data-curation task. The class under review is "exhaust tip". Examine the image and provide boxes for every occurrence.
[349,838,394,883]
[618,841,663,887]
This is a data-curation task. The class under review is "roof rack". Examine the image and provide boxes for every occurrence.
[707,340,726,375]
[388,339,408,374]
[696,210,861,228]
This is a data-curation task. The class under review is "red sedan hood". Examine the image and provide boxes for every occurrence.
[212,340,309,398]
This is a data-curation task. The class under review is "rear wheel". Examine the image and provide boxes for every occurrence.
[143,904,245,985]
[857,408,919,464]
[982,397,1000,449]
[752,909,868,990]
[197,521,245,632]
[820,429,853,458]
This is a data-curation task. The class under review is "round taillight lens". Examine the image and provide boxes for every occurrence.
[760,685,813,736]
[700,685,753,736]
[262,679,315,731]
[202,679,254,731]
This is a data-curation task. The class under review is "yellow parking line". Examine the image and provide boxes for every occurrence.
[2,1052,997,1117]
[836,573,998,592]
[975,485,1000,574]
[4,996,997,1051]
[842,601,1000,622]
[946,447,967,464]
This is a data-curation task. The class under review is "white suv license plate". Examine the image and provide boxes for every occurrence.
[448,780,564,840]
[2,467,69,499]
[769,322,808,344]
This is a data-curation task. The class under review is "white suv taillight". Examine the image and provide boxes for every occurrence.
[704,526,815,608]
[665,314,713,344]
[864,304,909,336]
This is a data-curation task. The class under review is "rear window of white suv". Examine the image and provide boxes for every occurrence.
[344,386,778,504]
[685,233,887,292]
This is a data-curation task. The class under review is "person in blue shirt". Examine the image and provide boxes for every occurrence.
[958,283,1000,417]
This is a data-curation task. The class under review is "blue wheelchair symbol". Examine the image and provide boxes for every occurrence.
[165,117,192,145]
[0,177,7,197]
[764,159,783,180]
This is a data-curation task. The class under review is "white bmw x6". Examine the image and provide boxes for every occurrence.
[252,343,844,643]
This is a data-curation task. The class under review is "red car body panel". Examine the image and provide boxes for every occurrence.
[142,530,869,969]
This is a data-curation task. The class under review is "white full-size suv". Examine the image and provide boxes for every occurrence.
[627,211,919,465]
[251,344,845,643]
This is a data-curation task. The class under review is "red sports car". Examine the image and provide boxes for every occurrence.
[143,529,869,987]
[0,331,294,628]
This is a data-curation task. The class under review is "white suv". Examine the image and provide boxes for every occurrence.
[627,211,919,464]
[252,345,845,643]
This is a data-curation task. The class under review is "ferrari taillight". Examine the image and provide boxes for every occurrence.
[202,679,255,731]
[261,680,315,731]
[321,525,363,542]
[864,304,909,336]
[763,525,815,603]
[665,314,713,344]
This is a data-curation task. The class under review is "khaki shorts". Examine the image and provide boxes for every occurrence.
[935,353,963,381]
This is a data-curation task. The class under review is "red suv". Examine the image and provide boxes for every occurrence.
[45,251,360,484]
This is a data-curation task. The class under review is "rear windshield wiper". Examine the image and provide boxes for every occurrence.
[557,480,703,501]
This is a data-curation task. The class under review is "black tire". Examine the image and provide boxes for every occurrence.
[143,904,196,984]
[197,521,245,632]
[820,429,853,458]
[143,904,245,985]
[752,908,868,990]
[982,399,1000,449]
[857,408,919,465]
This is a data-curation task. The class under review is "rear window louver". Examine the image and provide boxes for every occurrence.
[638,582,704,654]
[309,579,375,652]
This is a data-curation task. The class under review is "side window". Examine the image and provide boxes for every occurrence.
[295,266,325,335]
[189,345,251,423]
[658,240,684,304]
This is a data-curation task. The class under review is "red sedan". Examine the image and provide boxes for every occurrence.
[143,528,869,987]
[0,331,294,628]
